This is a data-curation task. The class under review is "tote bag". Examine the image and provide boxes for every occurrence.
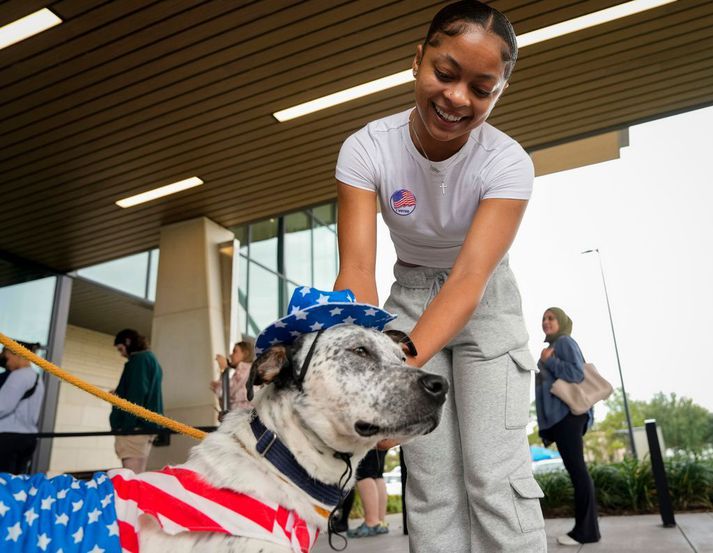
[550,362,614,415]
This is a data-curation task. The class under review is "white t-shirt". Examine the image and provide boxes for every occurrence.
[336,109,534,268]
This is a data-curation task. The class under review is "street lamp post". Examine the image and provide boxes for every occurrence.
[582,248,638,459]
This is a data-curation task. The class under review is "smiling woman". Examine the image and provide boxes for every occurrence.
[333,2,546,552]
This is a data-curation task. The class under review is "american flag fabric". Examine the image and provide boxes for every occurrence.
[1,467,319,553]
[110,466,318,553]
[0,471,121,553]
[255,287,396,354]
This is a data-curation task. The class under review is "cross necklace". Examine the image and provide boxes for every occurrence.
[409,111,462,196]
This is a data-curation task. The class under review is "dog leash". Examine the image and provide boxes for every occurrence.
[0,332,207,441]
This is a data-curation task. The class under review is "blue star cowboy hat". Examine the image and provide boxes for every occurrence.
[254,287,397,354]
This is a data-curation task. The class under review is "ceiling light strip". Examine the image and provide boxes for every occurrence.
[272,0,677,121]
[517,0,677,48]
[0,8,62,50]
[273,70,414,122]
[116,177,204,208]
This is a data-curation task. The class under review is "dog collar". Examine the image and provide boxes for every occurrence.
[250,413,345,508]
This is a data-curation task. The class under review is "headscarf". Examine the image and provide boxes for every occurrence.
[544,307,572,345]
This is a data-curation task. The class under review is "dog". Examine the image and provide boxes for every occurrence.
[0,325,447,553]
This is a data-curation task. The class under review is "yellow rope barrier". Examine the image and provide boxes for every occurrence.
[0,333,206,441]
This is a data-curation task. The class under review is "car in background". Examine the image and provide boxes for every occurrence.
[383,466,402,495]
[532,458,565,474]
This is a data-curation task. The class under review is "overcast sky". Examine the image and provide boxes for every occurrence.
[375,104,713,418]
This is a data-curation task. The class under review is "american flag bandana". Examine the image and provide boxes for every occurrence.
[1,467,319,553]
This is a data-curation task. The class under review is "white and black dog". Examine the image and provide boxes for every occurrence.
[0,325,447,553]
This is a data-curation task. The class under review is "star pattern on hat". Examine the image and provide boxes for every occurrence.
[255,286,396,354]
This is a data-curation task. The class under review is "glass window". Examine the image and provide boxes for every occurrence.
[247,261,279,334]
[249,219,278,272]
[76,251,149,298]
[285,211,312,288]
[233,202,339,339]
[313,221,337,291]
[146,249,159,301]
[238,254,249,336]
[313,203,336,226]
[0,276,56,350]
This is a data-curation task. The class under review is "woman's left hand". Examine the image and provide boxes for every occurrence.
[540,347,554,362]
[376,438,401,450]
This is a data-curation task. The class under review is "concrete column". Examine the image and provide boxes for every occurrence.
[148,217,235,468]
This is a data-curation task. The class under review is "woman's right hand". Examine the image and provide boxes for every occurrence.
[540,347,554,362]
[215,354,229,370]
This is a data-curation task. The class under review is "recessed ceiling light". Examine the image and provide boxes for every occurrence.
[272,0,677,121]
[273,70,414,122]
[0,8,62,51]
[517,0,676,48]
[115,177,204,208]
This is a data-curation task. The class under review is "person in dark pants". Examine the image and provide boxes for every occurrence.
[0,340,44,474]
[535,308,601,546]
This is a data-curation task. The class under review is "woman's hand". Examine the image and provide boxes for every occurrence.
[376,438,401,450]
[540,347,554,362]
[215,354,229,371]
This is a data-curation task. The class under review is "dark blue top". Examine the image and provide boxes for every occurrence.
[535,335,594,433]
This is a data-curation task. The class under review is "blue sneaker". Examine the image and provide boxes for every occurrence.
[376,521,389,534]
[347,522,381,538]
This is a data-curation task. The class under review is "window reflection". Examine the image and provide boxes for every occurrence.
[247,262,279,333]
[76,250,157,300]
[285,211,312,288]
[0,276,56,350]
[232,202,338,339]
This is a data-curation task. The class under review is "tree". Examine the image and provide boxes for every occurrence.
[642,392,713,454]
[594,389,713,457]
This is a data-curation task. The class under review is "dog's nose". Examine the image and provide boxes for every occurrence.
[418,373,448,402]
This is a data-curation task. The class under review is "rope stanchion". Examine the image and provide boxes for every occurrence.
[0,332,207,441]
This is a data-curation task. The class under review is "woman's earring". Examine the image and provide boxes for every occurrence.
[412,69,417,77]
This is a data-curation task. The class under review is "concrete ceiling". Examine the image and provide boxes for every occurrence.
[1,0,712,275]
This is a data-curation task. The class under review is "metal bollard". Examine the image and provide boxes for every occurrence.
[400,447,408,535]
[645,419,676,527]
[220,367,231,419]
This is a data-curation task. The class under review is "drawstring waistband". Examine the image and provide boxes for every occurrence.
[425,271,448,310]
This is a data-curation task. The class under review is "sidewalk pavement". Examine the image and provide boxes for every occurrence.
[312,511,713,553]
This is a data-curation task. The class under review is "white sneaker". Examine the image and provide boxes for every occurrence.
[557,534,581,546]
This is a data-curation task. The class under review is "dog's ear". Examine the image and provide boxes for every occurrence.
[246,345,291,401]
[383,329,418,357]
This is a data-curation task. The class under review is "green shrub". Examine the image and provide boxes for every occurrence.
[665,456,713,510]
[386,495,403,514]
[535,456,713,516]
[536,470,573,517]
[589,459,655,513]
[349,492,404,518]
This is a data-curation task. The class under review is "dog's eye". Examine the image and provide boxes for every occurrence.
[351,346,370,358]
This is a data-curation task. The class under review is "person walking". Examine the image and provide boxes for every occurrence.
[334,2,545,551]
[536,307,601,546]
[110,329,164,474]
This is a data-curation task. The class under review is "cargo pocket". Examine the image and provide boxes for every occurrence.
[505,348,537,429]
[510,476,545,533]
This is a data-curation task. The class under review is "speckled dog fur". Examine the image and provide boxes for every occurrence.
[138,324,447,552]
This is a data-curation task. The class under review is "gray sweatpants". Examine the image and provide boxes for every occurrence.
[384,258,547,553]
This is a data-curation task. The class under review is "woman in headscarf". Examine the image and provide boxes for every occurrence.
[535,307,601,546]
